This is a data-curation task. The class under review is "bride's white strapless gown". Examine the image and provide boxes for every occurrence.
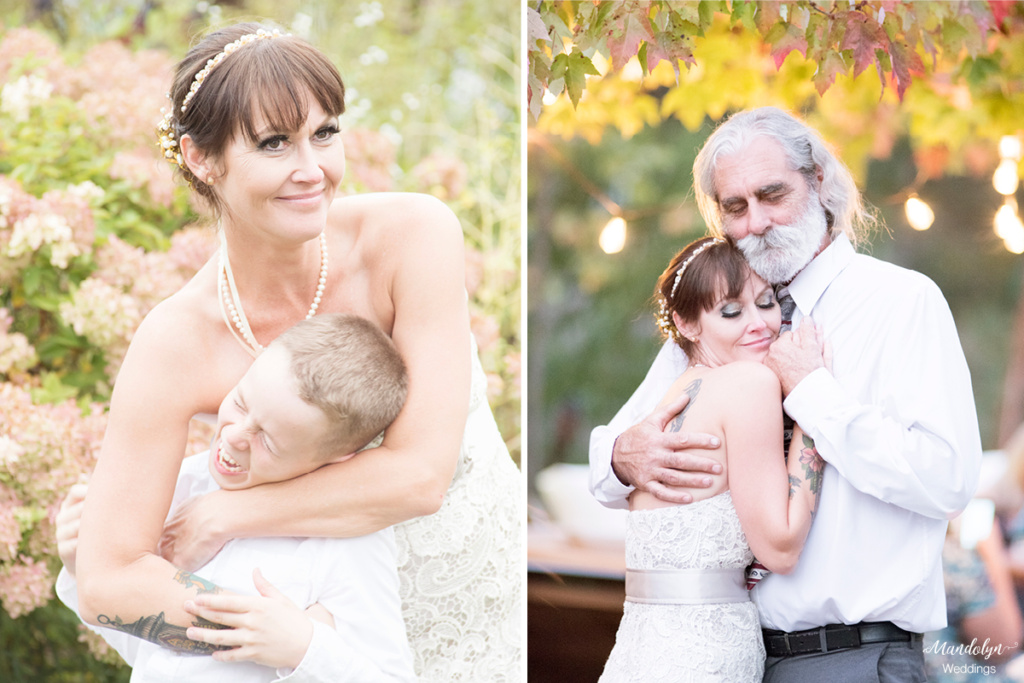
[599,492,764,683]
[391,337,522,681]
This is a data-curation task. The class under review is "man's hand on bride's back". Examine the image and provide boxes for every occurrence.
[611,391,722,504]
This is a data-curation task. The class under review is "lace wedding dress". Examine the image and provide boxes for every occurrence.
[392,336,522,681]
[599,492,764,683]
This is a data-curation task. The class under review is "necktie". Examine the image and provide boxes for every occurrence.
[776,285,796,332]
[747,285,797,591]
[774,285,797,451]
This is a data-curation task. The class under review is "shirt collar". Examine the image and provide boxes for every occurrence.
[787,232,855,315]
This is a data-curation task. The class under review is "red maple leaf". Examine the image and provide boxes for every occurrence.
[607,11,654,71]
[755,1,781,34]
[840,10,888,78]
[888,40,925,101]
[990,0,1015,30]
[767,22,809,69]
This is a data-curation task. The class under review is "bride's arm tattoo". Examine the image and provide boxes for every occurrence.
[95,570,230,655]
[173,569,220,595]
[96,611,231,654]
[789,434,825,511]
[667,379,702,433]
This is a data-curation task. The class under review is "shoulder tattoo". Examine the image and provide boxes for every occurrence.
[667,379,702,433]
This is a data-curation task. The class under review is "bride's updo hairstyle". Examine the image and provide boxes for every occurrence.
[159,21,346,211]
[655,236,751,358]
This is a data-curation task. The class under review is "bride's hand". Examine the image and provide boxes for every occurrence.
[159,491,229,571]
[765,318,828,396]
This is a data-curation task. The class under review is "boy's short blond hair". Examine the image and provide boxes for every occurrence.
[275,313,408,457]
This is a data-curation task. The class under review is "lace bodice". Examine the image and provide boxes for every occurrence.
[627,492,754,571]
[600,492,764,683]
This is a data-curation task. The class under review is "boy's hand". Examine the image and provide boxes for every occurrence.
[56,483,88,576]
[183,568,315,669]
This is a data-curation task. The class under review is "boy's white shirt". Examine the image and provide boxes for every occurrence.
[57,452,416,682]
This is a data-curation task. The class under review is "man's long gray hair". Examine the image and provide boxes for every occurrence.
[693,107,876,247]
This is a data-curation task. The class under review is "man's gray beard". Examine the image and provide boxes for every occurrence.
[737,198,828,285]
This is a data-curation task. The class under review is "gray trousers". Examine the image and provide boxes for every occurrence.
[763,639,926,683]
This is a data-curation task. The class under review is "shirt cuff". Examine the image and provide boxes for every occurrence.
[783,367,843,443]
[275,620,341,683]
[588,428,635,509]
[55,566,78,611]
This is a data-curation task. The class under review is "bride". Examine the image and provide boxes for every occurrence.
[599,237,824,682]
[74,21,520,681]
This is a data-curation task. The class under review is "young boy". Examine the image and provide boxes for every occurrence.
[56,313,416,682]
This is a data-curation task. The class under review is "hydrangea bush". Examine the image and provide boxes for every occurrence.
[0,12,520,676]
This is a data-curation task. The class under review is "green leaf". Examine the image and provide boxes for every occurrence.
[813,49,848,95]
[23,267,43,296]
[30,372,80,405]
[564,49,600,108]
[730,0,757,31]
[698,1,726,31]
[672,1,700,26]
[938,17,969,55]
[637,42,650,76]
[965,55,1002,89]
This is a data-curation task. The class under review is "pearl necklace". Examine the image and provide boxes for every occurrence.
[218,232,328,356]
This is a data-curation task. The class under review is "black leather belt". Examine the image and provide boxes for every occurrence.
[763,621,923,657]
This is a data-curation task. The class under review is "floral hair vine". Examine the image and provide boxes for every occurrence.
[670,237,726,298]
[157,28,288,171]
[657,237,726,339]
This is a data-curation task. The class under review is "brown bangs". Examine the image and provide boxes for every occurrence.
[689,246,749,313]
[184,35,345,153]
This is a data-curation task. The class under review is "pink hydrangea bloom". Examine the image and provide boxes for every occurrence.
[0,555,53,619]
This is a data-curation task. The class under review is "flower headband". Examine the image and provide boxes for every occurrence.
[656,237,726,339]
[670,237,725,298]
[157,28,288,171]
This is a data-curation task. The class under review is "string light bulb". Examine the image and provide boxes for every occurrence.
[599,216,627,254]
[904,195,934,231]
[995,200,1023,238]
[1000,135,1022,162]
[993,158,1020,196]
[1006,231,1024,255]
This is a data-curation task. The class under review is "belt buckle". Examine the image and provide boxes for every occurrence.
[783,633,792,655]
[823,624,861,653]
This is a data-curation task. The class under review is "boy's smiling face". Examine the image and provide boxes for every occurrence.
[209,345,333,490]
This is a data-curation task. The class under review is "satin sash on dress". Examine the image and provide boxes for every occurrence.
[625,567,749,605]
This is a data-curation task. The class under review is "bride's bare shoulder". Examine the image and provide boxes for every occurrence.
[329,192,460,237]
[714,361,778,387]
[127,267,220,362]
[713,362,783,423]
